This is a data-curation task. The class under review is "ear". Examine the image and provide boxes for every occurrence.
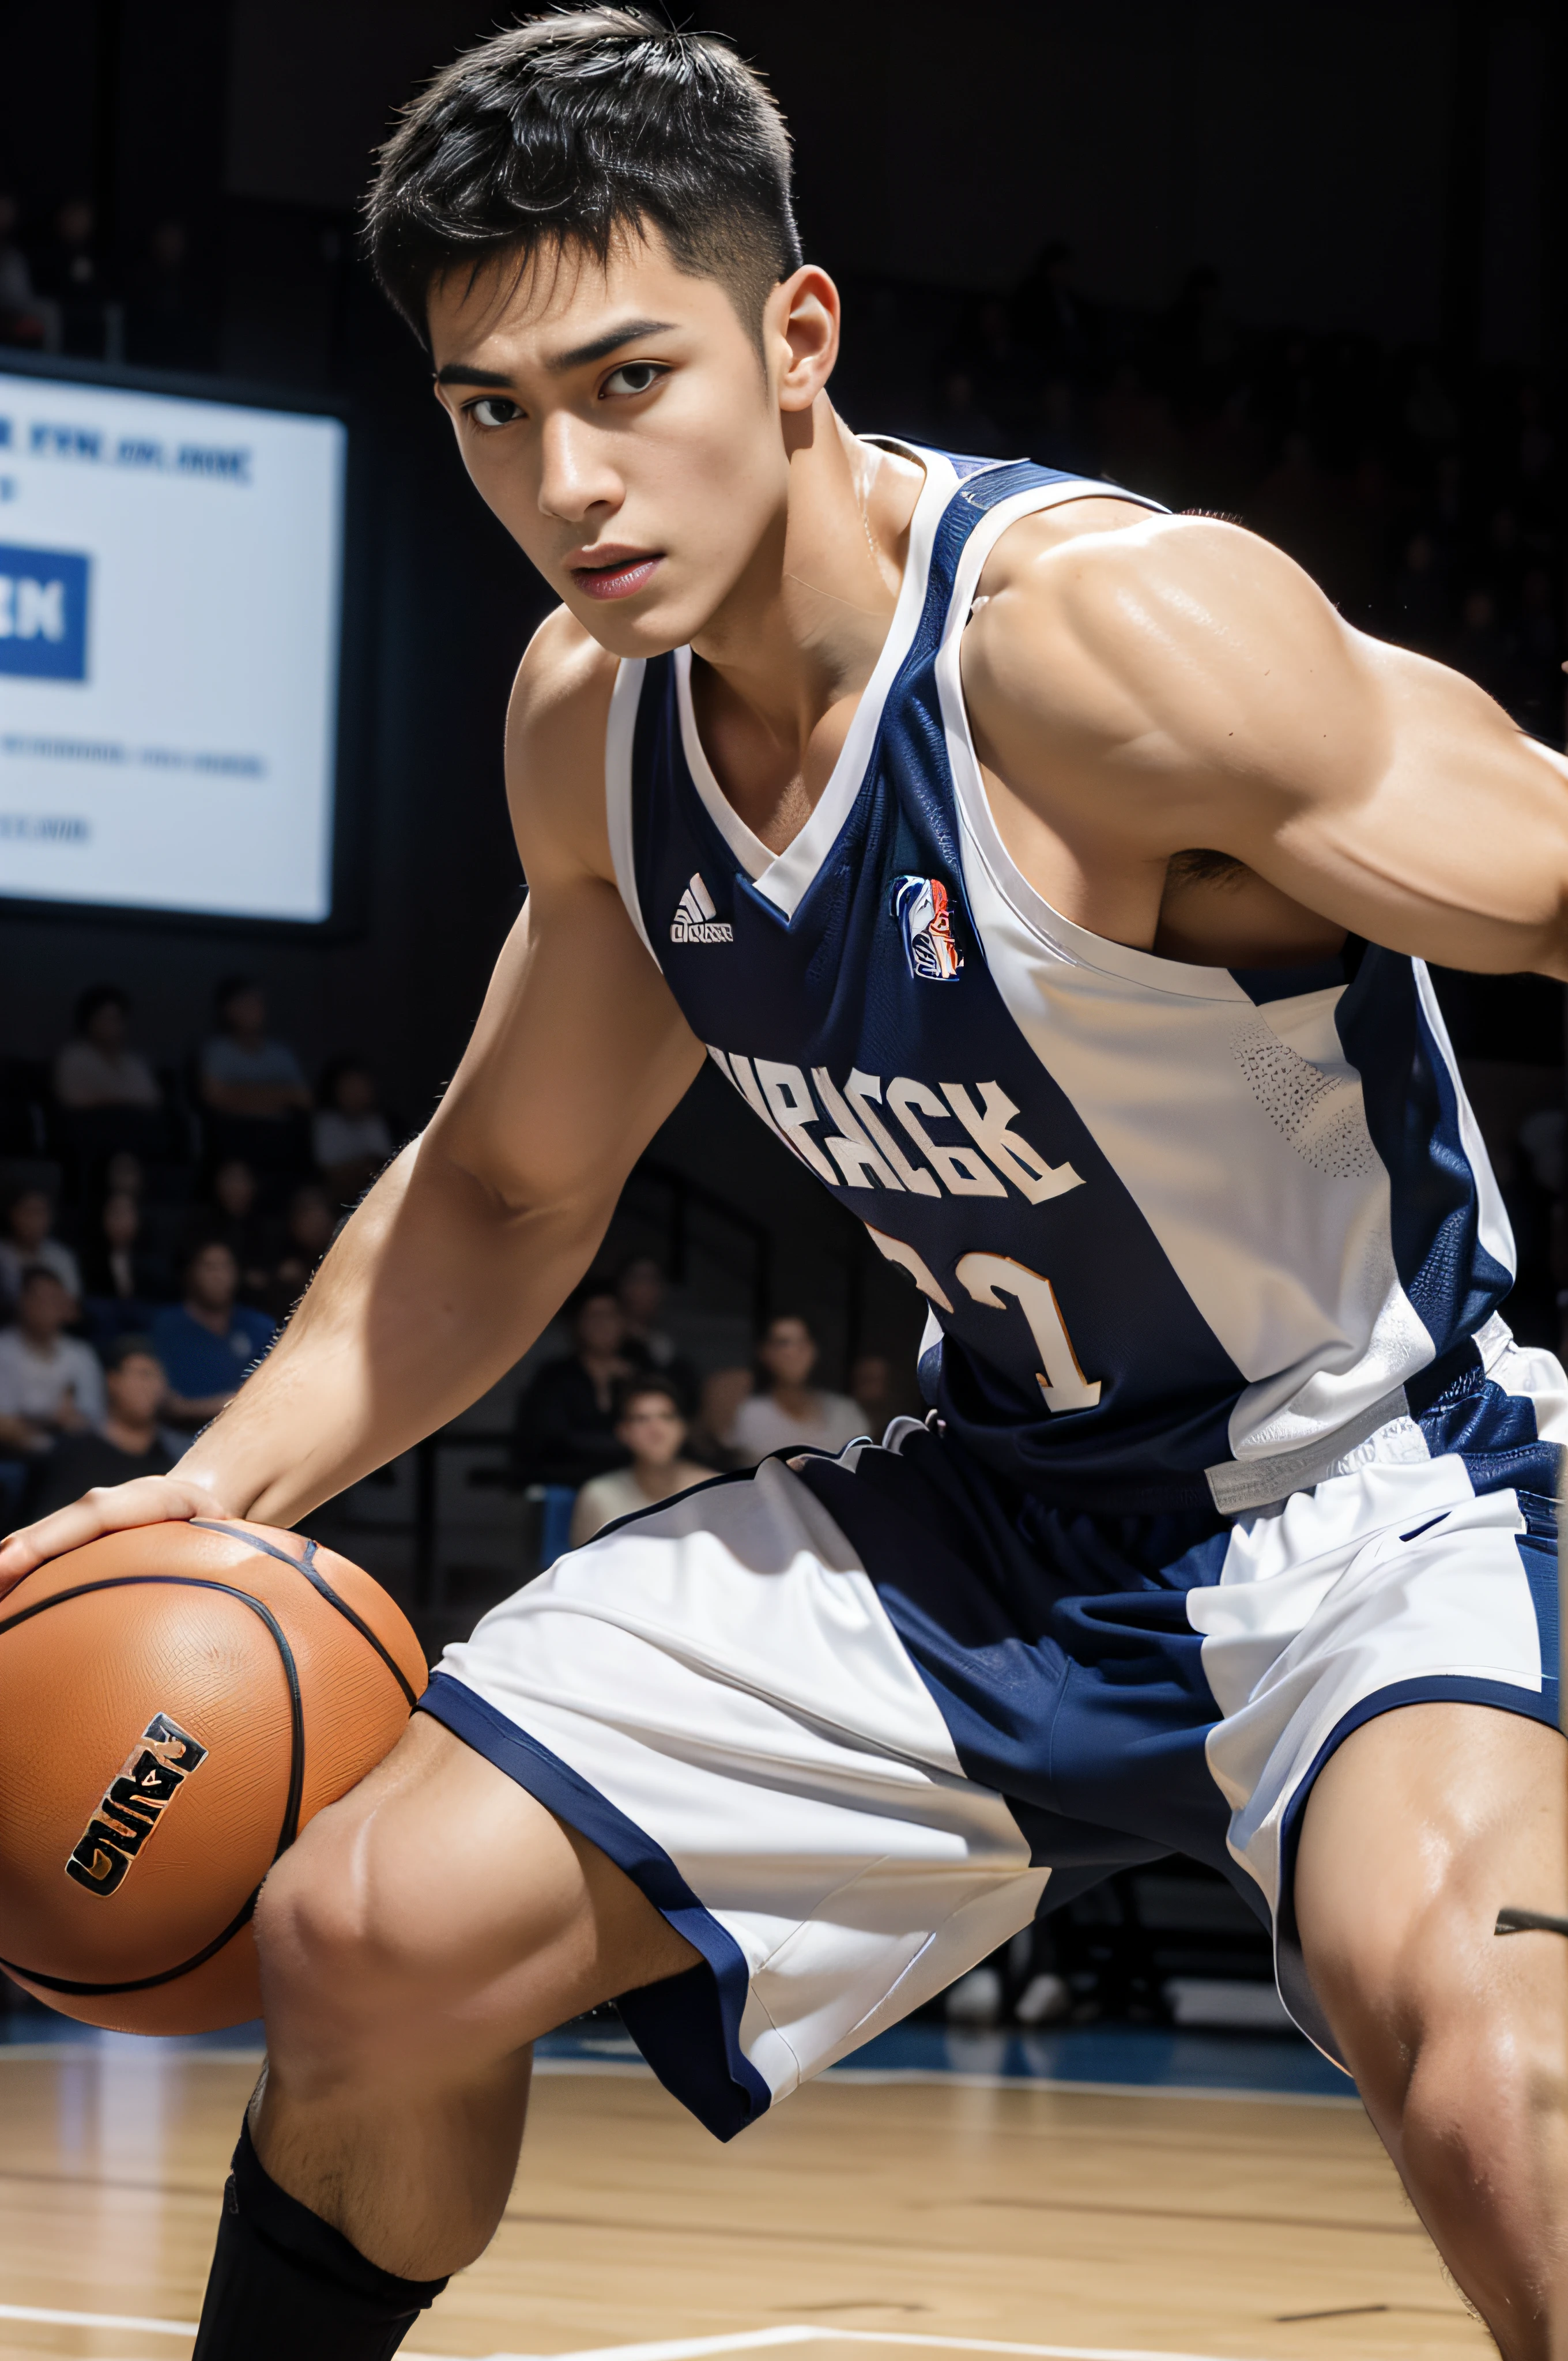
[770,266,840,413]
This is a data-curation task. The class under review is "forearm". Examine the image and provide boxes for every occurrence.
[176,1132,612,1526]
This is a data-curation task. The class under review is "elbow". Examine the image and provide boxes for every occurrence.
[412,1128,613,1242]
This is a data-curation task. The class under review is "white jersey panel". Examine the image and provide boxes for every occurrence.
[935,504,1442,1472]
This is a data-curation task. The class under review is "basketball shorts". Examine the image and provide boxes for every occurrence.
[424,1319,1566,2141]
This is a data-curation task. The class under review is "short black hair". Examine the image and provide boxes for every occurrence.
[214,974,260,1018]
[365,7,801,347]
[613,1374,683,1421]
[182,1232,237,1280]
[102,1332,161,1374]
[74,981,130,1033]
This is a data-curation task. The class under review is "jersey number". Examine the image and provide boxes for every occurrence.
[866,1231,1102,1413]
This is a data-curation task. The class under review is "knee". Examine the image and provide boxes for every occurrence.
[254,1812,454,2070]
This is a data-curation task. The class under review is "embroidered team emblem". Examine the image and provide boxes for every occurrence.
[892,875,963,981]
[670,872,733,945]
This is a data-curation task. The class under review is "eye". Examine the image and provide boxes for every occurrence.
[467,395,523,429]
[601,361,666,399]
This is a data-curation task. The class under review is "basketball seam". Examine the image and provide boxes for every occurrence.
[0,1574,304,1996]
[190,1522,423,1710]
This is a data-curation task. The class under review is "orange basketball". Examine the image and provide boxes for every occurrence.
[0,1518,427,2035]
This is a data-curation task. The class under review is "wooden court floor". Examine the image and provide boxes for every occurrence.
[0,2043,1489,2361]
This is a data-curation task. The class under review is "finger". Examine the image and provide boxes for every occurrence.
[0,1477,232,1596]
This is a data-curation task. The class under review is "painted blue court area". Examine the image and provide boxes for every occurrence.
[0,2009,1352,2099]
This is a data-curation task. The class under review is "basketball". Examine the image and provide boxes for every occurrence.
[0,1519,427,2036]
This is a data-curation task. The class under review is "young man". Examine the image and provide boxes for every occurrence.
[568,1373,713,1546]
[150,1239,276,1431]
[26,1333,171,1517]
[0,1265,104,1454]
[5,10,1568,2356]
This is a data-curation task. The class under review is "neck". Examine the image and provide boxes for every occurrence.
[189,1300,231,1334]
[105,1414,155,1453]
[771,1382,816,1416]
[687,406,923,845]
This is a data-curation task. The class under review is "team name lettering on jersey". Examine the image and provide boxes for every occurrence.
[671,873,733,945]
[707,1046,1083,1205]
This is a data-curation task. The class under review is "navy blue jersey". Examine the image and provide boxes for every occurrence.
[605,446,1514,1514]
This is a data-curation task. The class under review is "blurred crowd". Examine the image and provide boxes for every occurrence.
[855,242,1566,749]
[510,1265,901,1560]
[0,976,394,1518]
[0,191,216,371]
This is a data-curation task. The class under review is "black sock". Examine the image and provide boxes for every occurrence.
[191,2115,449,2361]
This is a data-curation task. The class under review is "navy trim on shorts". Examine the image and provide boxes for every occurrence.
[417,1670,771,2143]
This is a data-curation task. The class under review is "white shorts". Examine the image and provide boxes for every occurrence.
[426,1331,1565,2139]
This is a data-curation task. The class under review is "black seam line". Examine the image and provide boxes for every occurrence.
[190,1522,421,1711]
[0,1572,303,1987]
[1498,1907,1568,1938]
[0,1890,258,1995]
[0,1572,306,1861]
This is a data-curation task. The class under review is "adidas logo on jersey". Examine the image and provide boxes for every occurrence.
[670,873,733,945]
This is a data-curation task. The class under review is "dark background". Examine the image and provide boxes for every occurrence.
[2,0,1566,1341]
[3,0,1566,2028]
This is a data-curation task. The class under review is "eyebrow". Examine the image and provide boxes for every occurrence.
[432,318,676,389]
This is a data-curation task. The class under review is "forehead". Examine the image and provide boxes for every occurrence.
[427,225,742,377]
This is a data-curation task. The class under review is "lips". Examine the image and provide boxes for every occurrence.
[570,551,661,602]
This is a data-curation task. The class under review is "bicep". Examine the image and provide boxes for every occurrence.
[981,518,1568,976]
[429,872,704,1216]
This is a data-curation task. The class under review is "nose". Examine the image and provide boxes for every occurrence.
[537,410,622,526]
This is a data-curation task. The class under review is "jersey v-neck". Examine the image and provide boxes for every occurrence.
[672,442,960,919]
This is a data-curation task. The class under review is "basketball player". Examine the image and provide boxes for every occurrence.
[6,12,1568,2355]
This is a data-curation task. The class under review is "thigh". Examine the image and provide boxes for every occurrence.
[1296,1701,1568,2113]
[257,1712,698,2073]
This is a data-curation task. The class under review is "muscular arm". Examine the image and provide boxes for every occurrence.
[0,615,703,1576]
[964,512,1568,977]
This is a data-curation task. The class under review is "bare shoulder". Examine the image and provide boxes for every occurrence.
[504,605,622,877]
[966,508,1372,776]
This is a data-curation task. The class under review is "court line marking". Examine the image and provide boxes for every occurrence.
[0,2048,1359,2108]
[0,2299,198,2333]
[407,2329,1273,2361]
[0,2303,1280,2361]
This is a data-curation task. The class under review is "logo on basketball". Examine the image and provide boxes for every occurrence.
[65,1712,209,1899]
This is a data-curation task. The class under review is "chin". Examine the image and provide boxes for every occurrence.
[570,581,719,661]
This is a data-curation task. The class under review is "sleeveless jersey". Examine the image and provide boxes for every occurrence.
[605,444,1515,1514]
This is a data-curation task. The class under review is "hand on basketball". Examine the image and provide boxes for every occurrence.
[0,1474,235,1600]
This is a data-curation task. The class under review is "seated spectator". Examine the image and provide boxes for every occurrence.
[849,1351,896,1439]
[263,1184,336,1319]
[313,1057,393,1199]
[615,1254,698,1408]
[80,1188,171,1309]
[0,1266,105,1455]
[52,983,161,1110]
[0,1187,81,1313]
[0,192,45,348]
[151,1240,276,1430]
[27,1334,173,1515]
[205,1158,272,1300]
[104,1148,145,1201]
[199,978,310,1123]
[569,1378,714,1547]
[724,1314,866,1462]
[511,1281,635,1491]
